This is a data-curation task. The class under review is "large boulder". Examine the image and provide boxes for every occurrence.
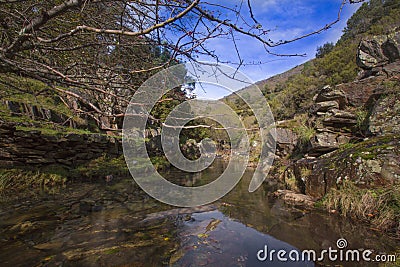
[357,39,389,69]
[357,32,400,70]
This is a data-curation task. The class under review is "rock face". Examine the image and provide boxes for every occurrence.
[357,31,400,69]
[336,76,385,107]
[0,121,122,168]
[368,93,400,136]
[294,135,400,199]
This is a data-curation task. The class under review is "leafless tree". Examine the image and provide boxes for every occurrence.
[0,0,364,130]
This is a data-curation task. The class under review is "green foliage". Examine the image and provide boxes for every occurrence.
[150,156,171,171]
[316,42,334,58]
[314,40,359,85]
[227,0,400,122]
[290,114,316,146]
[15,126,93,136]
[341,0,400,40]
[355,107,369,132]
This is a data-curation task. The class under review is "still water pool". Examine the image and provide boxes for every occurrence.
[0,160,398,266]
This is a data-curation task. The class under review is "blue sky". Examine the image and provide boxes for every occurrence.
[191,0,363,99]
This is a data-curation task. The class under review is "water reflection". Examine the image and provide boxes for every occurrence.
[0,159,398,266]
[175,210,313,266]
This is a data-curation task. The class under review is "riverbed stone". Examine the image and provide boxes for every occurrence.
[273,190,316,209]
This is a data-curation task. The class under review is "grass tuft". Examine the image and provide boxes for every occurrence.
[324,181,400,236]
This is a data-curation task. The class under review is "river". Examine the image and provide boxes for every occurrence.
[0,159,398,266]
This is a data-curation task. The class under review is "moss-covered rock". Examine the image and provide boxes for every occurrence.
[292,135,400,199]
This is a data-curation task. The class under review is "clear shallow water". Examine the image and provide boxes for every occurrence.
[0,159,398,266]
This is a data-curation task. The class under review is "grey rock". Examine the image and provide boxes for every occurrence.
[357,39,388,69]
[309,131,339,156]
[368,93,400,136]
[314,85,347,109]
[273,190,316,209]
[323,109,357,127]
[357,31,400,70]
[312,100,339,113]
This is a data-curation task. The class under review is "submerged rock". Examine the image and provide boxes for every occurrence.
[273,190,316,209]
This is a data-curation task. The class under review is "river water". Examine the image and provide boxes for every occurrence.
[0,159,398,266]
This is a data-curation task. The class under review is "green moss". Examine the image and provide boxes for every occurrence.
[150,156,170,171]
[0,168,67,198]
[338,142,356,151]
[0,74,92,132]
[74,155,130,180]
[15,125,93,136]
[104,248,120,255]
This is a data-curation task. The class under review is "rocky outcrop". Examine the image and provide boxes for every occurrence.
[357,31,400,69]
[336,76,386,107]
[309,131,339,155]
[322,109,357,128]
[311,100,339,113]
[294,135,400,199]
[308,130,351,157]
[0,121,122,168]
[308,85,356,156]
[280,33,400,199]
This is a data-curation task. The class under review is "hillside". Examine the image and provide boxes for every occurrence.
[225,0,400,120]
